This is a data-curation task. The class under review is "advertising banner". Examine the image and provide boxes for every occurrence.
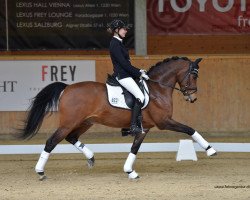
[147,0,250,35]
[0,60,95,111]
[5,0,134,50]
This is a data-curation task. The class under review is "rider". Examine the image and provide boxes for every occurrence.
[107,19,149,135]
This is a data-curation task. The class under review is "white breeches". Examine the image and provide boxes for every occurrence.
[117,77,145,103]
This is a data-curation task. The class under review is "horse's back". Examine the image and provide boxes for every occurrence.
[69,81,105,88]
[65,81,105,94]
[59,81,106,107]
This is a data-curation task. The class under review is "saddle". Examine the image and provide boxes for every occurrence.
[106,74,149,110]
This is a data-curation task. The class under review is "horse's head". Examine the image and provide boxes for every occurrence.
[148,57,202,103]
[177,58,202,103]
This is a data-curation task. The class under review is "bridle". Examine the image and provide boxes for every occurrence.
[148,64,198,96]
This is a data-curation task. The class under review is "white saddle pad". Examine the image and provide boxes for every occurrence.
[106,80,149,110]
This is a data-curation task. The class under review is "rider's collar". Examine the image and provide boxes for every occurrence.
[113,36,123,42]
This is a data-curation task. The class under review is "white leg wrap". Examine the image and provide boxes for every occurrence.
[74,141,94,159]
[124,153,136,173]
[35,150,50,173]
[192,131,209,149]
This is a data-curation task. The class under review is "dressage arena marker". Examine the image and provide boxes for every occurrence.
[0,143,250,154]
[176,140,198,161]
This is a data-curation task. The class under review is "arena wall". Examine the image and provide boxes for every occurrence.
[0,55,249,137]
[147,35,250,54]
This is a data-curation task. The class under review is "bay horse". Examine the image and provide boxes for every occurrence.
[21,56,216,180]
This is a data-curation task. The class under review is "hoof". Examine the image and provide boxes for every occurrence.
[132,175,140,180]
[207,147,217,156]
[127,170,140,179]
[37,172,47,181]
[209,152,217,156]
[87,156,95,169]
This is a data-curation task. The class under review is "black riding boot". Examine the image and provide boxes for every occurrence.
[130,99,143,136]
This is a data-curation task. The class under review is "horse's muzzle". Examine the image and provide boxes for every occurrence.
[184,93,197,103]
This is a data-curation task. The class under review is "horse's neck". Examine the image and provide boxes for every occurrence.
[148,65,179,101]
[148,75,176,102]
[150,65,178,86]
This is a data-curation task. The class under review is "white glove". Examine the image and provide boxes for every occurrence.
[140,69,147,74]
[141,73,149,80]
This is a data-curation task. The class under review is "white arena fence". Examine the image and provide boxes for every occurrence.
[0,143,250,154]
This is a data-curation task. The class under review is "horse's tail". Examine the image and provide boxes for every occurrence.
[21,82,68,140]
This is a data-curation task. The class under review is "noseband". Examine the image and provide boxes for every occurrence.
[179,64,198,95]
[149,63,198,96]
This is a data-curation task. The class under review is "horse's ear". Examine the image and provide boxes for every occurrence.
[194,58,202,65]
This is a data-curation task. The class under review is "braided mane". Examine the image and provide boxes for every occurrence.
[148,56,191,74]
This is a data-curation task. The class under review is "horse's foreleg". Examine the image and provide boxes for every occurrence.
[124,129,149,179]
[65,123,94,168]
[191,131,217,156]
[35,128,69,180]
[159,119,217,156]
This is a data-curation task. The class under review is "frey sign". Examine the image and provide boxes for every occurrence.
[41,65,77,82]
[0,60,95,111]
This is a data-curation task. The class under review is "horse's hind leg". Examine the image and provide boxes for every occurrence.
[65,121,94,168]
[35,127,71,180]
